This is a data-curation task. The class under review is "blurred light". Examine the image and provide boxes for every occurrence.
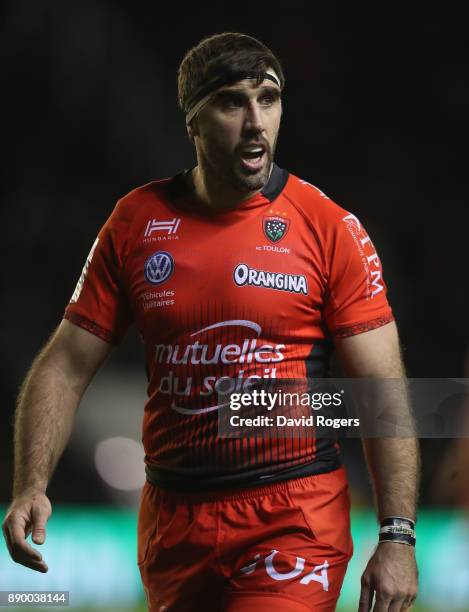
[95,437,145,490]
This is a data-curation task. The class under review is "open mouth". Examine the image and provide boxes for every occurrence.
[239,145,266,171]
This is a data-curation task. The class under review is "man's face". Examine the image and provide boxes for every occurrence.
[191,77,282,193]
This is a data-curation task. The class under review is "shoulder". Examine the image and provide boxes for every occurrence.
[111,177,173,222]
[284,172,351,226]
[98,177,174,253]
[282,172,378,268]
[282,172,362,251]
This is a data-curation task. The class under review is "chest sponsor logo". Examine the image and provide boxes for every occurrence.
[144,218,180,237]
[342,213,384,298]
[144,251,174,285]
[141,288,175,310]
[155,320,285,415]
[234,263,308,295]
[263,215,290,243]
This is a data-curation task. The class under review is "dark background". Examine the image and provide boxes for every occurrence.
[1,1,468,506]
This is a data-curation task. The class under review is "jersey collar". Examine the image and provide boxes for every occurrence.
[168,163,289,212]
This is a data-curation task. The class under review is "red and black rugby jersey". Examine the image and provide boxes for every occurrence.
[64,164,393,489]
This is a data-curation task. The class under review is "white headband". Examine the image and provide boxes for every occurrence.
[185,69,281,126]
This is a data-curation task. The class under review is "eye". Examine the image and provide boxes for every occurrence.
[260,92,280,106]
[220,94,243,109]
[260,95,274,105]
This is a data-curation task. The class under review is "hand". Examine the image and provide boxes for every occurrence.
[2,489,52,572]
[358,541,418,611]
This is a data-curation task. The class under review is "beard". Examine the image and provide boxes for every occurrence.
[202,133,278,196]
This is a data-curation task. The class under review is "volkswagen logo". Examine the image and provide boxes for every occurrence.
[144,251,174,285]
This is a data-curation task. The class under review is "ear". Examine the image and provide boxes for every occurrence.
[187,118,199,144]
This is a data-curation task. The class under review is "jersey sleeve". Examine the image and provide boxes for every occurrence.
[63,202,134,343]
[323,211,394,338]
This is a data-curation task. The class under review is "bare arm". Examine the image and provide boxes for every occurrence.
[334,321,419,611]
[335,321,419,521]
[2,319,112,572]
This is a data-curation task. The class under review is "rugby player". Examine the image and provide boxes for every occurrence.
[3,33,419,611]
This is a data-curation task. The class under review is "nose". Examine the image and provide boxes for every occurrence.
[243,101,264,135]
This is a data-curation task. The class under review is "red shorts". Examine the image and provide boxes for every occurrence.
[138,466,353,611]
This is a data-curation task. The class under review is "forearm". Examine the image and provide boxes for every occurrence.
[362,436,420,521]
[4,322,110,573]
[13,352,83,497]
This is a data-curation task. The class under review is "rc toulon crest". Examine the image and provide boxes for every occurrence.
[263,216,290,243]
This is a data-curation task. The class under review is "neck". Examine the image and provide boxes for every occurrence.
[190,163,272,210]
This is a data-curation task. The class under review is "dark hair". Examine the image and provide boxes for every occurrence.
[177,32,285,114]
